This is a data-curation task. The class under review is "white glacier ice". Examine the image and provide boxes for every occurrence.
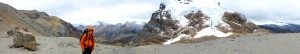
[162,0,234,44]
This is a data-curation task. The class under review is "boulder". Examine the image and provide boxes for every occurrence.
[12,30,37,51]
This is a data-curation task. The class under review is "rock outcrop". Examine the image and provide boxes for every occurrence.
[134,10,181,45]
[222,12,258,33]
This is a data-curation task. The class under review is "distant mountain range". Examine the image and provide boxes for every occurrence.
[76,21,144,44]
[259,23,300,33]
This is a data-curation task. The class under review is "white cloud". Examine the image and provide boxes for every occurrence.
[0,0,161,25]
[1,0,300,25]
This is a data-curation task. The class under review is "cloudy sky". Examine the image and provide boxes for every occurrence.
[217,0,300,25]
[1,0,299,25]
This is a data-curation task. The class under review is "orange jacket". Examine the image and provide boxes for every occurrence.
[80,33,96,51]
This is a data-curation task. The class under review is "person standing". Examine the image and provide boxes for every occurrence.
[80,27,96,54]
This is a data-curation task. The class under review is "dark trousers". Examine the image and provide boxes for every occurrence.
[82,48,92,54]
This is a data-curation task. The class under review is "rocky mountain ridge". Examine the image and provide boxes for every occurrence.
[0,2,82,38]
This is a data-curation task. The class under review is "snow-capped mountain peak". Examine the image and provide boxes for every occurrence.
[162,0,233,38]
[133,0,261,45]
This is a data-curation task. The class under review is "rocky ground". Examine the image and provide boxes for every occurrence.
[1,33,300,54]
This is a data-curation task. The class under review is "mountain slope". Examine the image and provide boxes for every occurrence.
[0,2,82,38]
[132,0,265,45]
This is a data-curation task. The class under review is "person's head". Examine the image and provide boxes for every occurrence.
[88,27,94,35]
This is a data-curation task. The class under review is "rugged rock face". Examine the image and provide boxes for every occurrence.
[20,10,82,38]
[134,10,181,45]
[222,12,258,33]
[133,10,208,45]
[0,2,82,38]
[131,0,265,45]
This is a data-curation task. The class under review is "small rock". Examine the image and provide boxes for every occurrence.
[24,41,38,51]
[9,45,13,48]
[67,43,72,46]
[15,27,20,30]
[22,27,29,32]
[234,50,238,51]
[0,19,2,22]
[7,30,15,36]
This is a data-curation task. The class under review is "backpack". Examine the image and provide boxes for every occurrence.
[80,28,89,42]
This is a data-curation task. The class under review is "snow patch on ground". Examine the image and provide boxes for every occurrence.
[163,34,189,45]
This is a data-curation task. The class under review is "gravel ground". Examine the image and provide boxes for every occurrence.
[1,33,300,54]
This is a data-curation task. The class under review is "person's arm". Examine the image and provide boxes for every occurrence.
[92,36,96,51]
[80,34,86,51]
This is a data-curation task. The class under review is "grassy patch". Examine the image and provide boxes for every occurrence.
[177,36,219,43]
[95,38,107,44]
[225,33,244,38]
[111,43,122,46]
